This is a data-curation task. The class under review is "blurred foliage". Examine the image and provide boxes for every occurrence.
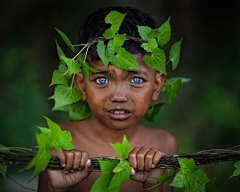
[0,0,239,191]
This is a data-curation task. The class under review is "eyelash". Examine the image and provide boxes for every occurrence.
[130,77,144,84]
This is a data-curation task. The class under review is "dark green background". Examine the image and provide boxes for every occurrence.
[1,0,239,191]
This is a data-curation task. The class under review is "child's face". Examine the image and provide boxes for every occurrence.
[75,54,165,130]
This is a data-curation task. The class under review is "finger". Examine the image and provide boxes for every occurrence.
[72,151,81,171]
[64,151,74,172]
[52,151,66,167]
[144,148,158,172]
[80,152,89,169]
[136,146,150,172]
[152,151,165,168]
[128,147,141,169]
[80,159,93,179]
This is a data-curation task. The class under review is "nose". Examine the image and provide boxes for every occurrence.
[110,84,128,103]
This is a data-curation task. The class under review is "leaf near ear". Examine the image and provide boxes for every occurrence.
[169,39,183,71]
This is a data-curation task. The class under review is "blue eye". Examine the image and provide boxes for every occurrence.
[131,77,143,84]
[95,77,109,84]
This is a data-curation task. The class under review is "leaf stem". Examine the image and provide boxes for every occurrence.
[63,69,69,76]
[165,59,171,65]
[72,44,89,60]
[71,74,76,88]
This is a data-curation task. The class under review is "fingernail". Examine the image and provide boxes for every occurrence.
[64,171,69,174]
[151,164,155,168]
[78,168,82,171]
[62,164,66,167]
[130,167,135,175]
[70,170,75,173]
[87,159,91,167]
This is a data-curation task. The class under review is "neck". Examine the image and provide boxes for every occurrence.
[87,115,138,144]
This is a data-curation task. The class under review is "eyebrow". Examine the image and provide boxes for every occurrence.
[128,70,148,77]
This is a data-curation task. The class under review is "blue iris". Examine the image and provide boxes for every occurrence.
[96,77,108,84]
[131,77,143,84]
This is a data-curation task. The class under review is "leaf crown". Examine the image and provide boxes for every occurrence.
[50,9,190,122]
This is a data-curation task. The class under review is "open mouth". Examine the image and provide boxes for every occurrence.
[108,110,131,120]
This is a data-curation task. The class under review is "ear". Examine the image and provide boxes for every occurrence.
[73,73,87,101]
[151,72,166,101]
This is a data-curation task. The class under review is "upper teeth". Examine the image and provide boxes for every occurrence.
[110,111,128,114]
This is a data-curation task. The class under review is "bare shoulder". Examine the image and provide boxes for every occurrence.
[138,125,178,156]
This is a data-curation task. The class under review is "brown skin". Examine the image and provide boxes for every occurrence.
[39,54,178,192]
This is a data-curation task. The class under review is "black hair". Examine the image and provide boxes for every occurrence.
[78,6,158,61]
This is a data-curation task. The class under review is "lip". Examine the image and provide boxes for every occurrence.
[107,108,131,121]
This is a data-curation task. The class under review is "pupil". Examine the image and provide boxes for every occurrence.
[134,78,140,83]
[99,78,106,84]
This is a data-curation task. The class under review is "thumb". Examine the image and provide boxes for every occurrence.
[80,159,93,179]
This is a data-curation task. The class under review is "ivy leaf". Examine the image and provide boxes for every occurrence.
[53,101,91,121]
[103,11,127,38]
[109,47,141,70]
[169,158,209,192]
[97,40,109,68]
[144,169,174,190]
[143,48,166,74]
[50,69,68,87]
[109,161,130,190]
[169,39,183,71]
[55,28,75,52]
[110,135,130,160]
[77,55,99,79]
[52,85,82,109]
[230,161,240,178]
[157,17,171,46]
[44,116,73,150]
[90,159,121,192]
[55,40,66,64]
[147,28,159,39]
[61,55,81,75]
[107,40,115,56]
[141,38,158,53]
[0,144,9,179]
[167,79,182,104]
[137,26,152,40]
[113,34,125,47]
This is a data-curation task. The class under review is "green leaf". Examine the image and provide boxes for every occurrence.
[103,29,115,39]
[61,55,81,75]
[110,135,130,160]
[53,101,91,121]
[50,69,68,87]
[169,158,209,192]
[147,29,159,39]
[143,48,166,74]
[52,85,82,109]
[55,40,66,64]
[109,160,130,190]
[0,144,9,179]
[141,38,158,53]
[104,11,127,37]
[113,160,129,173]
[58,63,70,79]
[97,40,109,69]
[230,161,240,178]
[113,34,125,47]
[109,47,141,70]
[141,43,151,53]
[55,28,75,52]
[107,40,115,56]
[144,169,174,190]
[169,39,183,71]
[167,79,182,104]
[137,26,152,40]
[157,17,171,46]
[90,159,121,192]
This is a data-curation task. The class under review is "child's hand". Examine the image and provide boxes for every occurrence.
[128,146,166,189]
[47,150,93,191]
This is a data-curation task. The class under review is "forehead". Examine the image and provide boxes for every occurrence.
[88,54,155,76]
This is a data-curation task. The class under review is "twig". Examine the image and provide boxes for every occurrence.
[0,145,240,171]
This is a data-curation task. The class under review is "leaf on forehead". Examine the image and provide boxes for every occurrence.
[61,56,81,75]
[169,38,183,71]
[157,17,171,46]
[107,40,115,57]
[104,11,127,35]
[109,47,140,70]
[113,34,125,47]
[143,48,166,74]
[52,85,82,109]
[147,28,159,39]
[55,28,75,52]
[137,25,152,40]
[77,55,98,79]
[97,40,109,69]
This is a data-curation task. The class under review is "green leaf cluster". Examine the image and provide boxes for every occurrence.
[90,135,131,192]
[169,158,209,192]
[24,116,74,180]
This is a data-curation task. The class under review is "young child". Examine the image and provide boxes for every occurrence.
[39,6,177,192]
